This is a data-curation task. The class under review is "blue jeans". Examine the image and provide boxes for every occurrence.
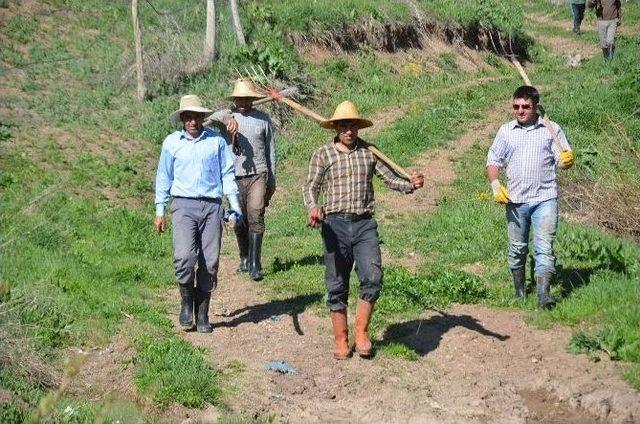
[571,3,586,30]
[506,198,558,276]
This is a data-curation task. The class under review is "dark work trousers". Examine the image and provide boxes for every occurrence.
[571,3,586,30]
[321,213,383,311]
[235,172,267,234]
[171,197,223,293]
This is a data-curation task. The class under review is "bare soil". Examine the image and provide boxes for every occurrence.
[164,261,640,424]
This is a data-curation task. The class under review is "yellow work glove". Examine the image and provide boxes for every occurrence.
[490,180,510,205]
[559,150,575,168]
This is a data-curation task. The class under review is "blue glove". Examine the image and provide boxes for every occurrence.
[231,211,243,225]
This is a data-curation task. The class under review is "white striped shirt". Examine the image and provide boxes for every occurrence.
[487,116,571,203]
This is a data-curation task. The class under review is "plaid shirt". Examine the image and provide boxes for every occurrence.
[487,116,571,204]
[303,138,413,215]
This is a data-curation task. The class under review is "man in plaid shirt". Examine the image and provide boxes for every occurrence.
[487,86,575,309]
[303,101,424,359]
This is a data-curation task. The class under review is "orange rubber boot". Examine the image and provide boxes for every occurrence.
[354,299,374,358]
[330,310,351,360]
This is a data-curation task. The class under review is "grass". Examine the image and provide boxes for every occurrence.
[1,0,639,421]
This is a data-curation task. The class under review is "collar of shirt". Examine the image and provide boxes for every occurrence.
[180,127,214,142]
[512,115,545,130]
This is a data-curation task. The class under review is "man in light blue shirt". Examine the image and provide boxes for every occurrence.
[487,86,574,309]
[155,95,241,333]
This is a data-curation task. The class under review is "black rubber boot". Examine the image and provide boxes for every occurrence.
[511,267,526,300]
[536,273,556,309]
[249,232,264,281]
[235,226,250,273]
[609,44,615,60]
[195,290,213,333]
[602,47,610,60]
[178,285,195,330]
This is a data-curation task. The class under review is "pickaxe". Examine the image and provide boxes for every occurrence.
[491,33,571,154]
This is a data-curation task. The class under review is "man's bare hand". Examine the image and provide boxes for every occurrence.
[308,207,323,228]
[410,172,424,189]
[226,118,239,137]
[154,216,165,233]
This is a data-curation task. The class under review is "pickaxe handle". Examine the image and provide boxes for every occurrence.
[274,95,412,180]
[510,59,569,153]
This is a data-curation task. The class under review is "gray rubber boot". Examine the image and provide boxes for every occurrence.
[536,273,556,309]
[178,285,195,330]
[235,226,250,273]
[511,267,526,300]
[249,232,264,281]
[195,290,213,333]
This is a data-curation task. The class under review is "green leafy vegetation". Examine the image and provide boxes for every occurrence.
[1,0,639,421]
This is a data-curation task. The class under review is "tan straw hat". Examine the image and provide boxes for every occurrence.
[320,100,373,130]
[170,95,213,123]
[227,78,265,100]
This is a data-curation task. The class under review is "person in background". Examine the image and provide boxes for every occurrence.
[210,79,276,282]
[155,95,241,333]
[588,0,621,60]
[569,0,587,33]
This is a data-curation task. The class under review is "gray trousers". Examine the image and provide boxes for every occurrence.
[597,19,617,48]
[321,213,383,311]
[171,197,223,293]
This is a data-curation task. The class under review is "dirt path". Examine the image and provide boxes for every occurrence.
[165,97,639,422]
[169,261,639,423]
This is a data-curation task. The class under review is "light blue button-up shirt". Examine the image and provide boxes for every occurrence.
[155,127,239,216]
[487,116,571,204]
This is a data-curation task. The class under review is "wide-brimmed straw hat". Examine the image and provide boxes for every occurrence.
[227,78,265,100]
[320,101,373,130]
[170,95,213,123]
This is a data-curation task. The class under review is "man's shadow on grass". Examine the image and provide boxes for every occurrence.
[270,255,324,274]
[213,292,323,336]
[377,310,510,356]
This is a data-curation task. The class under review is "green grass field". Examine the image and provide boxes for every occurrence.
[1,0,639,421]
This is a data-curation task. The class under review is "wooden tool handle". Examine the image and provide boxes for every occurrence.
[275,96,413,180]
[510,59,568,152]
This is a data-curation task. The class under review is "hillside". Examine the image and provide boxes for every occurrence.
[1,0,639,422]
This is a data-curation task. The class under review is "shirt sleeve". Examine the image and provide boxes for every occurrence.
[374,158,413,193]
[265,118,276,188]
[487,126,508,168]
[154,139,174,216]
[218,136,240,210]
[303,148,325,209]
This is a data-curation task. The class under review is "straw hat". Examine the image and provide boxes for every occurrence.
[227,78,265,100]
[320,101,373,130]
[170,95,213,123]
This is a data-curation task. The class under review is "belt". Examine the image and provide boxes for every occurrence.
[327,212,372,221]
[173,196,221,203]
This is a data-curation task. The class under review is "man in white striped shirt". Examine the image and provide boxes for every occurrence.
[487,86,575,308]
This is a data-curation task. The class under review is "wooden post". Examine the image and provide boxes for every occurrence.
[131,0,146,100]
[229,0,246,45]
[204,0,217,61]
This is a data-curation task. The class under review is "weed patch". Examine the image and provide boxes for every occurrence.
[134,338,221,408]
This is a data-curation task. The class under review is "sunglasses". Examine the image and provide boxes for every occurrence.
[512,104,533,110]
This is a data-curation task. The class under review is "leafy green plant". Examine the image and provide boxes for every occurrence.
[134,338,221,408]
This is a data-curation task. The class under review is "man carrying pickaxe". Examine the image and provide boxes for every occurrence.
[487,85,575,309]
[303,101,424,359]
